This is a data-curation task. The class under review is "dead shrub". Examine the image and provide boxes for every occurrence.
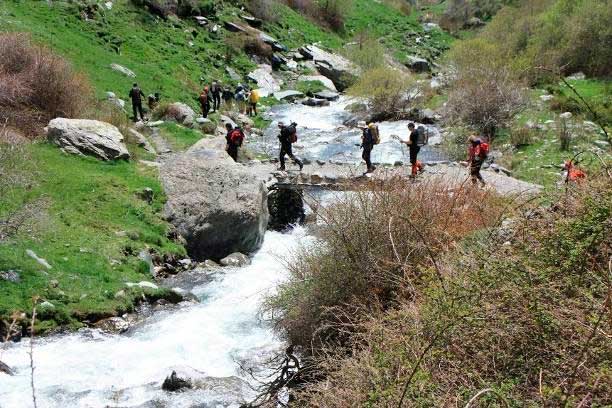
[265,178,506,354]
[225,32,273,61]
[0,33,93,138]
[290,177,612,407]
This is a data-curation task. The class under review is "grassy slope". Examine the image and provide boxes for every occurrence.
[0,144,185,332]
[498,79,611,187]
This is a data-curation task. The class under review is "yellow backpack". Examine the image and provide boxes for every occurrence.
[369,123,381,145]
[249,90,260,103]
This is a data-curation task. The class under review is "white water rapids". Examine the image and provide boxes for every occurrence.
[1,228,313,408]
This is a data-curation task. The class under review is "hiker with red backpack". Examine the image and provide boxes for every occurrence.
[278,121,303,171]
[225,122,245,162]
[199,87,211,118]
[467,135,489,186]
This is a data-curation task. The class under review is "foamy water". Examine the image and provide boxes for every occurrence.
[0,228,313,408]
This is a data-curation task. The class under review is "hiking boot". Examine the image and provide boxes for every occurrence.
[298,162,304,171]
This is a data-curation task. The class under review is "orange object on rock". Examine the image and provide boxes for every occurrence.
[564,160,586,182]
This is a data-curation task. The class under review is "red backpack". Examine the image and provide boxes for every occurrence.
[478,142,489,159]
[230,128,244,146]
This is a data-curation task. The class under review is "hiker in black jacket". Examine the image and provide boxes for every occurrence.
[358,120,376,174]
[129,83,145,122]
[278,122,303,171]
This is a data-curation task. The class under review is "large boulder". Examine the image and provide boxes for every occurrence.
[274,90,304,102]
[46,118,130,161]
[247,65,282,94]
[299,45,360,91]
[160,145,269,261]
[163,102,196,127]
[405,56,430,73]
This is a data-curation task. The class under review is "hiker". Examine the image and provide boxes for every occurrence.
[235,84,247,114]
[129,83,145,122]
[225,122,244,162]
[222,87,234,110]
[199,87,210,118]
[401,123,425,177]
[358,120,376,174]
[211,81,222,112]
[278,121,303,171]
[147,92,160,111]
[248,89,259,117]
[467,135,489,186]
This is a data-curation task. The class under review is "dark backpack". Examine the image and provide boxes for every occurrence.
[281,124,297,143]
[416,126,429,147]
[199,92,208,105]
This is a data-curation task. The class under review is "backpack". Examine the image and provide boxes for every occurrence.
[199,92,208,105]
[230,128,244,146]
[368,123,380,145]
[478,142,489,159]
[416,125,429,147]
[282,124,298,143]
[249,90,260,103]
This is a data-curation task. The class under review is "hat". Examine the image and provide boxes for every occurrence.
[357,121,367,129]
[407,122,415,128]
[278,121,285,127]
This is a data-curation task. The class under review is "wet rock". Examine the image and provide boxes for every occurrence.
[94,317,129,334]
[46,118,130,161]
[202,259,220,268]
[268,189,305,231]
[301,98,330,107]
[405,55,430,73]
[274,90,304,102]
[0,360,14,376]
[223,21,247,33]
[110,63,136,78]
[162,370,192,392]
[0,270,21,283]
[314,90,340,101]
[220,252,251,267]
[26,249,52,269]
[161,145,269,261]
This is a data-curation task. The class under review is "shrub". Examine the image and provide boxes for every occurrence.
[510,126,534,147]
[247,0,281,23]
[282,0,352,31]
[344,31,386,71]
[291,177,612,407]
[0,33,92,137]
[131,0,216,18]
[265,179,506,354]
[347,67,417,121]
[225,32,273,61]
[444,62,528,139]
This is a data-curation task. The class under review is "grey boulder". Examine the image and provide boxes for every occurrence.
[314,90,340,101]
[163,102,196,127]
[160,145,269,261]
[110,63,136,78]
[46,118,130,161]
[220,252,251,267]
[299,45,360,91]
[405,56,430,73]
[274,90,304,102]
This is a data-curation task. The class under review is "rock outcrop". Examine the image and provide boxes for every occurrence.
[46,118,130,161]
[299,45,360,91]
[247,65,282,94]
[160,143,268,260]
[163,102,196,127]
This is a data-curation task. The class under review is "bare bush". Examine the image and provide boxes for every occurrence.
[291,176,612,407]
[445,65,528,139]
[348,67,418,121]
[247,0,281,23]
[225,32,273,61]
[282,0,352,31]
[265,178,506,354]
[0,33,92,138]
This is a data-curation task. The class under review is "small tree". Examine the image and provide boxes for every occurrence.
[445,65,527,139]
[348,67,416,121]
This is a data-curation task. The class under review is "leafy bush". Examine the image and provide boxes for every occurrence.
[347,67,417,121]
[509,126,534,147]
[344,31,386,71]
[289,177,612,407]
[0,33,92,137]
[247,0,281,23]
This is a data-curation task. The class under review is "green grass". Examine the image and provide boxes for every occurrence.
[0,143,185,332]
[0,0,254,110]
[296,80,326,96]
[158,122,206,150]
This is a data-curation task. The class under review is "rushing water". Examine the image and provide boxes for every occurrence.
[249,96,447,165]
[1,228,313,408]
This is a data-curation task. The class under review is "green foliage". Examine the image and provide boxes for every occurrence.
[344,31,386,70]
[348,67,416,120]
[158,122,205,150]
[0,143,185,332]
[296,80,326,96]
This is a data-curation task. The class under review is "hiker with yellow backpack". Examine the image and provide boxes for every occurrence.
[247,89,260,117]
[358,121,380,175]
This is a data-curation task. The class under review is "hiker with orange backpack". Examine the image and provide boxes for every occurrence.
[399,123,425,177]
[467,135,489,186]
[278,121,303,171]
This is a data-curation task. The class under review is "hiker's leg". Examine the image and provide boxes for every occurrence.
[138,104,145,121]
[132,104,138,121]
[279,145,287,170]
[410,148,418,176]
